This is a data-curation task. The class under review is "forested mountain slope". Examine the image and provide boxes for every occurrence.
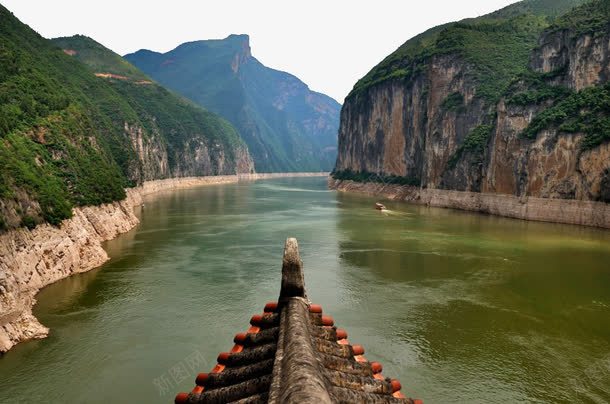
[126,35,340,172]
[0,7,253,231]
[334,0,610,204]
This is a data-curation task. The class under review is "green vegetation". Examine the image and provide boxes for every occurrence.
[347,0,610,173]
[522,82,610,149]
[506,69,573,106]
[125,35,341,173]
[550,0,610,36]
[448,124,494,168]
[441,92,465,112]
[331,169,421,187]
[52,35,150,80]
[439,15,550,101]
[0,6,128,226]
[515,0,610,150]
[20,215,36,230]
[348,0,585,102]
[490,0,587,19]
[108,79,244,168]
[0,121,124,225]
[0,6,247,231]
[601,169,610,202]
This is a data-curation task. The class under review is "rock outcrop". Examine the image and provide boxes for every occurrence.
[531,29,610,91]
[0,173,327,353]
[0,190,141,353]
[125,35,341,173]
[334,2,610,222]
[0,12,257,232]
[123,122,255,183]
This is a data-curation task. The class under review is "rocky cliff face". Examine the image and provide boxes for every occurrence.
[0,118,253,231]
[484,28,610,201]
[125,35,341,173]
[0,12,256,233]
[50,35,256,183]
[0,172,326,353]
[532,29,610,91]
[124,123,253,183]
[335,10,610,206]
[0,189,142,352]
[336,55,492,191]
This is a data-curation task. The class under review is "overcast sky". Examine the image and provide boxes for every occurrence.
[4,0,518,103]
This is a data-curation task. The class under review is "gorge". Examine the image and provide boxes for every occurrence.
[0,3,337,353]
[331,0,610,227]
[0,173,326,353]
[125,35,341,173]
[1,177,609,403]
[0,1,609,402]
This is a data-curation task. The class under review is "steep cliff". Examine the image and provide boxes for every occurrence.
[125,35,341,172]
[51,35,256,184]
[0,188,142,353]
[0,9,253,232]
[334,0,610,211]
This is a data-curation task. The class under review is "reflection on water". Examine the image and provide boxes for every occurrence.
[334,193,610,403]
[0,178,609,403]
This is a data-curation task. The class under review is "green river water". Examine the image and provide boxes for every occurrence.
[1,177,609,403]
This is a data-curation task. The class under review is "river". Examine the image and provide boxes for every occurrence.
[1,177,609,403]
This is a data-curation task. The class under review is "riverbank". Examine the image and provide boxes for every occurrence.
[0,172,327,353]
[2,175,608,403]
[328,178,610,229]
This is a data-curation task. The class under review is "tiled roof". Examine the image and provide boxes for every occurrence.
[175,238,422,404]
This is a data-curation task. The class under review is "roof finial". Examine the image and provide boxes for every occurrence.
[279,238,306,300]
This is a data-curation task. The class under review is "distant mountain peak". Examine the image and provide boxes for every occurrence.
[125,35,341,172]
[226,33,250,43]
[229,35,252,73]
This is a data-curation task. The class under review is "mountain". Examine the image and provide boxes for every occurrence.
[125,35,340,172]
[333,0,610,204]
[0,6,253,231]
[53,35,151,82]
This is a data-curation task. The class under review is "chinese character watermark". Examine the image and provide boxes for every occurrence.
[153,350,209,397]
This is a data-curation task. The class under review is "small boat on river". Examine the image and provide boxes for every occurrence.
[375,202,387,211]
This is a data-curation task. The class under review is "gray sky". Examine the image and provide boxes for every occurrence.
[4,0,517,102]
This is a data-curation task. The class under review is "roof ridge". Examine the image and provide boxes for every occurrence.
[175,238,422,404]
